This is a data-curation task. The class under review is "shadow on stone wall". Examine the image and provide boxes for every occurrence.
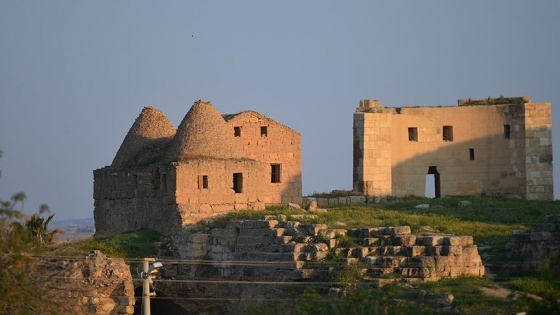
[377,126,553,199]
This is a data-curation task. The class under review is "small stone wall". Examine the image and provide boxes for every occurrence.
[182,219,485,282]
[301,195,370,208]
[508,214,560,270]
[39,251,135,315]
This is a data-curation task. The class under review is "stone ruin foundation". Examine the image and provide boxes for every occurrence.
[38,251,135,315]
[508,214,560,271]
[160,219,484,313]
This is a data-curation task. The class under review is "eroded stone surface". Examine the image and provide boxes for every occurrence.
[508,214,560,270]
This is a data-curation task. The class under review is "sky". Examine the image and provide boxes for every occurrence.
[1,1,558,220]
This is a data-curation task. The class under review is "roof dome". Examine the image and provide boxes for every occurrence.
[111,106,176,167]
[166,100,245,161]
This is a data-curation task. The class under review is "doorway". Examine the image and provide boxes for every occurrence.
[426,166,441,198]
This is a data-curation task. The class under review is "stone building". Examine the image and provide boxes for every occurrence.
[94,100,301,236]
[353,96,553,200]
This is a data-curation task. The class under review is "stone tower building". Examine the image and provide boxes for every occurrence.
[353,96,553,200]
[94,100,301,236]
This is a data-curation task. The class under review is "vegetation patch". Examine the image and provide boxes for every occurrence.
[53,229,161,258]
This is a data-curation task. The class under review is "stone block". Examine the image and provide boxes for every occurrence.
[363,238,379,246]
[299,224,328,236]
[318,229,347,239]
[441,246,463,256]
[443,236,463,246]
[326,239,338,248]
[316,198,329,207]
[365,256,379,265]
[328,198,339,206]
[290,214,318,220]
[240,220,279,229]
[275,236,294,244]
[348,195,367,204]
[344,258,359,265]
[393,234,416,246]
[417,235,444,246]
[305,200,318,211]
[378,227,392,235]
[349,228,378,237]
[388,246,404,255]
[392,226,412,235]
[425,246,443,256]
[239,228,285,237]
[236,236,274,245]
[348,247,369,258]
[288,202,301,210]
[406,246,426,257]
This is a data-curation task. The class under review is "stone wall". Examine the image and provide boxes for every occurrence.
[353,97,553,200]
[180,219,484,282]
[227,111,302,203]
[508,214,560,270]
[39,251,135,315]
[93,165,183,236]
[523,103,553,200]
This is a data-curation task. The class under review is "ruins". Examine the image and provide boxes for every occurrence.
[94,100,301,236]
[353,96,553,200]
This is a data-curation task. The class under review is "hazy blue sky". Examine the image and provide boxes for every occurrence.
[1,1,558,220]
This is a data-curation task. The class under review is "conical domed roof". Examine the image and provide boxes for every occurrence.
[166,100,245,161]
[112,106,176,167]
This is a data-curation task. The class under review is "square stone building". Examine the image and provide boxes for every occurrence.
[94,100,301,235]
[353,96,553,200]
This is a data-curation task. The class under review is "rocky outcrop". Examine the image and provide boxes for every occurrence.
[39,250,135,315]
[508,214,560,270]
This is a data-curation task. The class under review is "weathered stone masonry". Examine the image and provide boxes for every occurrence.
[94,101,301,236]
[353,96,553,200]
[182,219,485,282]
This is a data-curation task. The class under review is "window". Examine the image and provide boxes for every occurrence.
[198,175,208,189]
[271,164,281,183]
[161,174,167,190]
[442,126,453,142]
[153,168,161,189]
[132,175,138,188]
[408,127,418,142]
[504,124,511,139]
[234,126,241,137]
[233,173,243,193]
[260,126,268,137]
[469,148,475,160]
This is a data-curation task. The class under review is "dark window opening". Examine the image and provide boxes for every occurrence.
[233,173,243,193]
[234,126,241,137]
[469,148,475,160]
[198,175,208,189]
[443,126,453,142]
[427,166,441,198]
[153,168,161,190]
[132,175,138,188]
[260,126,268,137]
[408,127,418,142]
[504,124,511,139]
[271,164,281,183]
[161,174,167,190]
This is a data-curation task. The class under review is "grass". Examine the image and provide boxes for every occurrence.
[51,229,161,258]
